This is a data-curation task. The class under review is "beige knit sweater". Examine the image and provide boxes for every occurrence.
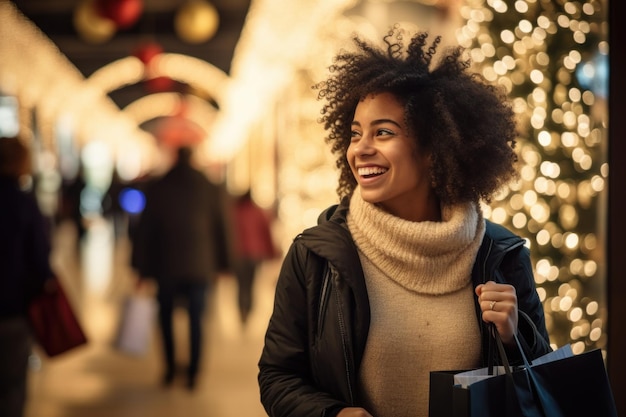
[347,187,486,417]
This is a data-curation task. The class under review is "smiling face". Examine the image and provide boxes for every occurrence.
[347,92,440,222]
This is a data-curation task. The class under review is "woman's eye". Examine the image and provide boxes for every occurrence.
[377,128,393,136]
[350,130,362,140]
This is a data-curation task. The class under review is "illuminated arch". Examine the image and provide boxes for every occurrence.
[85,53,230,105]
[122,92,218,132]
[79,54,229,176]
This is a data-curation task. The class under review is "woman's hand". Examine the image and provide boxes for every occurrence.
[475,281,518,345]
[337,407,374,417]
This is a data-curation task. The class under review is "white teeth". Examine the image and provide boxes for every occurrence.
[358,166,388,176]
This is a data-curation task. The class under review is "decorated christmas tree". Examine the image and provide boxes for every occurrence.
[457,0,608,353]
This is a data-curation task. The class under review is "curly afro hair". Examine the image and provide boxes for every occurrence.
[314,27,519,205]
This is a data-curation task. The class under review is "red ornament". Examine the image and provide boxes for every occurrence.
[132,41,162,65]
[146,76,174,93]
[132,41,174,92]
[156,116,205,148]
[96,0,143,29]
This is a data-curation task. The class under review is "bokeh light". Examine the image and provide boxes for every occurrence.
[462,0,608,352]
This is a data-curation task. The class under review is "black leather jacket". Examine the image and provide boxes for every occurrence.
[258,200,551,417]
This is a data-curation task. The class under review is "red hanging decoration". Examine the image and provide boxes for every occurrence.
[132,41,162,65]
[132,41,174,93]
[96,0,143,29]
[155,114,205,148]
[146,76,174,93]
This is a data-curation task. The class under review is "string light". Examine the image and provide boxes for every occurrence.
[458,0,608,353]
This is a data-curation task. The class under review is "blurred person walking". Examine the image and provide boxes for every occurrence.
[60,164,87,248]
[232,190,278,327]
[0,136,54,417]
[101,169,126,242]
[132,145,231,390]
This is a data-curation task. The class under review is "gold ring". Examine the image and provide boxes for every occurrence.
[489,300,496,310]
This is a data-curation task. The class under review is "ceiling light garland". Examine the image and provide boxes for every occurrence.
[0,2,146,153]
[457,0,608,355]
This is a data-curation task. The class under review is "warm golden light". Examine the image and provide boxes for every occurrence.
[457,0,608,353]
[73,0,116,44]
[175,0,220,44]
[1,0,609,359]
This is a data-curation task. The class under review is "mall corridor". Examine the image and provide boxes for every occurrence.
[24,218,279,417]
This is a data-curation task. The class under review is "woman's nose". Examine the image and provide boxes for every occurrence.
[352,135,375,155]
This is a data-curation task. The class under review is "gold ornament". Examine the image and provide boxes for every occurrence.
[73,0,116,44]
[175,0,220,44]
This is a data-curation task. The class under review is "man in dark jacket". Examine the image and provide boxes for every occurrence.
[133,146,231,390]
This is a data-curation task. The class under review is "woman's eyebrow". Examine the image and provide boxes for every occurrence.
[371,118,402,128]
[351,118,402,128]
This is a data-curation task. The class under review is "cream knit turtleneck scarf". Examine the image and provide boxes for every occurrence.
[347,187,486,295]
[347,187,486,417]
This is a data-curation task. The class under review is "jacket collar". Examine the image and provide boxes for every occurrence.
[472,221,526,286]
[301,198,359,279]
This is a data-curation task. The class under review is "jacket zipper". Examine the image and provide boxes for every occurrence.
[317,264,331,338]
[319,263,355,405]
[332,264,355,405]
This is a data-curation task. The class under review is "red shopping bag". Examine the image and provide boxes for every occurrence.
[28,278,88,357]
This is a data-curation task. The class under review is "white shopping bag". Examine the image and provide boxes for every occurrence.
[114,294,157,355]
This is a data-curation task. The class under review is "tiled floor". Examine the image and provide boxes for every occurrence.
[24,218,279,417]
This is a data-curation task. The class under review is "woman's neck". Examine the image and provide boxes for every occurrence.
[377,193,441,223]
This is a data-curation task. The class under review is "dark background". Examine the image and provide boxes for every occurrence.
[608,0,625,415]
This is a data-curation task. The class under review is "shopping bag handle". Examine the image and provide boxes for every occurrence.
[488,323,535,374]
[490,325,573,417]
[489,325,542,415]
[488,323,513,376]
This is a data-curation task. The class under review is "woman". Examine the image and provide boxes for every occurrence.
[258,29,551,417]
